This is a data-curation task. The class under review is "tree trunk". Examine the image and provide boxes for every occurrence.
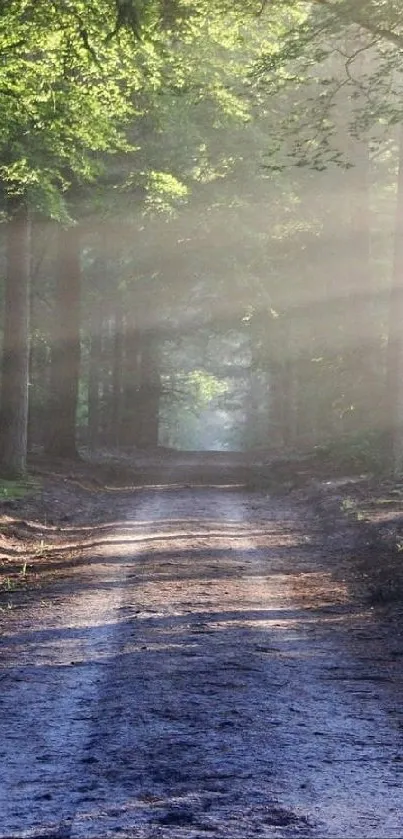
[28,335,49,450]
[269,362,287,451]
[137,329,161,449]
[98,315,114,445]
[120,317,142,448]
[280,358,296,449]
[111,307,124,448]
[385,126,403,473]
[45,225,81,458]
[0,201,30,476]
[88,306,102,450]
[344,142,373,434]
[27,218,52,451]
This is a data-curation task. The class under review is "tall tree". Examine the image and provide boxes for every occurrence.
[385,125,403,471]
[46,225,81,458]
[0,201,30,476]
[0,0,146,472]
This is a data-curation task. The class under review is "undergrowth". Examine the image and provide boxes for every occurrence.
[0,476,41,500]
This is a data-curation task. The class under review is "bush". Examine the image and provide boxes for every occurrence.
[313,430,387,474]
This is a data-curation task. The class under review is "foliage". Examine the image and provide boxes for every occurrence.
[249,1,403,170]
[0,2,141,214]
[314,430,389,474]
[2,0,403,469]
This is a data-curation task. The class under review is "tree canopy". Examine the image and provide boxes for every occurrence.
[1,0,403,473]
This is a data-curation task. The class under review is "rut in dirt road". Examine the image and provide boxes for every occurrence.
[1,483,403,838]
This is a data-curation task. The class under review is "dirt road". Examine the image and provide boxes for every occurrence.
[1,472,403,838]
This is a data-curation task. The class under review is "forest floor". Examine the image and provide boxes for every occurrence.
[1,450,403,837]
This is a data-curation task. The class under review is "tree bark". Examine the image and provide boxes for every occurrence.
[27,218,52,451]
[0,200,30,476]
[344,141,373,435]
[98,316,112,445]
[111,307,124,447]
[28,335,49,450]
[136,329,161,449]
[385,125,403,473]
[45,225,81,458]
[88,306,102,450]
[120,317,141,448]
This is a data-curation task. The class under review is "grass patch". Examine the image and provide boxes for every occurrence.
[0,476,41,500]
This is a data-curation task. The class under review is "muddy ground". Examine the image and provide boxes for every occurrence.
[1,451,403,838]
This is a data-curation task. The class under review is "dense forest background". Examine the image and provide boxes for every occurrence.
[1,0,403,476]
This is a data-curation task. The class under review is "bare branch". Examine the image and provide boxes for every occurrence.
[310,0,403,50]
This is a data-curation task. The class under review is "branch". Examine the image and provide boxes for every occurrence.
[310,0,403,50]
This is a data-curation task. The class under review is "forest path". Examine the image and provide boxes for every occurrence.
[1,476,403,838]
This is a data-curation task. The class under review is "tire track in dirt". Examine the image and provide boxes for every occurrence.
[1,484,403,837]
